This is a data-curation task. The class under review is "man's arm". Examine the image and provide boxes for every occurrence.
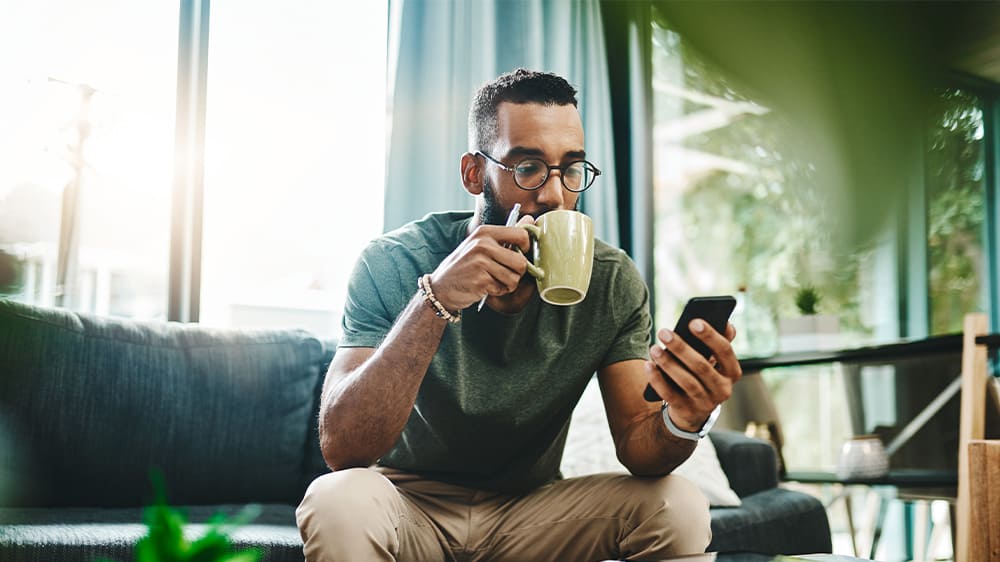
[319,223,533,470]
[319,294,447,470]
[597,359,697,475]
[598,321,740,476]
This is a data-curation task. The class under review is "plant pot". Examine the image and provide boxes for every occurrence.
[777,314,840,352]
[835,434,889,479]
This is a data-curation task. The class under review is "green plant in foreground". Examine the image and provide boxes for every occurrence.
[794,285,821,315]
[104,472,262,562]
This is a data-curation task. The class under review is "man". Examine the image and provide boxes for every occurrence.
[296,69,741,561]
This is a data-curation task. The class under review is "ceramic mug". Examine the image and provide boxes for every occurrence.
[521,210,594,306]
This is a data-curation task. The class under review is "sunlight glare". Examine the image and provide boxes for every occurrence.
[198,0,388,335]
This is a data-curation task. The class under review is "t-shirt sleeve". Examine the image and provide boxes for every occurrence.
[599,254,653,368]
[339,243,402,348]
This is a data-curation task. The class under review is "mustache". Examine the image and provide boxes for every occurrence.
[525,203,579,220]
[482,176,581,223]
[526,208,555,220]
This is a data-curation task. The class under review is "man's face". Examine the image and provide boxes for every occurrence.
[480,102,585,225]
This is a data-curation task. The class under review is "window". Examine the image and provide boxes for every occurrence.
[198,1,387,338]
[0,1,389,336]
[926,88,988,334]
[649,22,894,357]
[0,1,179,319]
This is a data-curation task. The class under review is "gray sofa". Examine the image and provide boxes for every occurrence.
[0,299,831,561]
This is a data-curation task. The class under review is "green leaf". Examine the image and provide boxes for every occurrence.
[128,470,262,562]
[217,550,263,562]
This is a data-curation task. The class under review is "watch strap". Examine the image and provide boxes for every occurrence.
[661,403,722,441]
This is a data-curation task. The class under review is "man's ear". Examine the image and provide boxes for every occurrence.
[461,152,484,195]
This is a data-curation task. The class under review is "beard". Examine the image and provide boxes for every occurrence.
[481,176,579,225]
[481,176,508,226]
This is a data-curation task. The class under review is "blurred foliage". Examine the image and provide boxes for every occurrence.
[102,472,262,562]
[650,5,990,346]
[926,89,987,334]
[651,1,987,249]
[651,23,866,350]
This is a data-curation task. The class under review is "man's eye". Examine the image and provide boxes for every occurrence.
[516,161,543,175]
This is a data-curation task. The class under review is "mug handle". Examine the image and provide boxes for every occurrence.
[520,224,545,279]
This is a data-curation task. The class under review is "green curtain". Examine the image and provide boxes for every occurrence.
[384,0,620,247]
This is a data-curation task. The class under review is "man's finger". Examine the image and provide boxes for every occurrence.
[649,344,711,402]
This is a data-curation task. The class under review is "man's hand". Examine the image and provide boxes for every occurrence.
[645,320,741,431]
[428,218,534,311]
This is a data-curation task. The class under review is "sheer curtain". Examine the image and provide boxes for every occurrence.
[384,0,619,246]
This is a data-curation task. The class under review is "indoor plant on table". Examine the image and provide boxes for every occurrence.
[777,285,840,352]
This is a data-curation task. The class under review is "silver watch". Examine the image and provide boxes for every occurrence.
[661,403,721,441]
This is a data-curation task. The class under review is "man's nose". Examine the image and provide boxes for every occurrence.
[534,171,566,209]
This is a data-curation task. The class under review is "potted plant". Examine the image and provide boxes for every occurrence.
[794,285,821,315]
[777,285,840,352]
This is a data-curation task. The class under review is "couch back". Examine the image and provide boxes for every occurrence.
[0,299,333,508]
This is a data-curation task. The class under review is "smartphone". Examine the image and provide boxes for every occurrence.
[643,295,737,402]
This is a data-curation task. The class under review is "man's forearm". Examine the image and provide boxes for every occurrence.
[616,410,698,477]
[319,292,447,470]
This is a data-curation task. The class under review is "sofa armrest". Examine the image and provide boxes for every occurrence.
[709,429,779,498]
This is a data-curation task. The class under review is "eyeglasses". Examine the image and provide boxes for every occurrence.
[476,151,601,193]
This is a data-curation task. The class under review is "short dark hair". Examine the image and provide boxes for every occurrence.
[468,68,578,153]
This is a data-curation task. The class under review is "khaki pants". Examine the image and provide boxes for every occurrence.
[296,467,711,562]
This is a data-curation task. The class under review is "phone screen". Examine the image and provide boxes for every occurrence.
[643,296,736,402]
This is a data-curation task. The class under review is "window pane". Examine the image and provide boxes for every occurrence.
[926,89,987,334]
[199,1,387,338]
[649,22,896,356]
[0,1,178,319]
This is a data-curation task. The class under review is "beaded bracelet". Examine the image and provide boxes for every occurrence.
[417,274,461,324]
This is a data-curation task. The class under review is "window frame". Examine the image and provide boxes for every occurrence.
[912,73,1000,336]
[168,0,211,322]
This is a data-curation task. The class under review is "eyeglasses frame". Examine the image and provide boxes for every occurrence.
[475,151,601,193]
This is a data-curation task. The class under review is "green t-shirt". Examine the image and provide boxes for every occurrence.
[340,211,652,492]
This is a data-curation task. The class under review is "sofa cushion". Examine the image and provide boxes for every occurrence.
[673,435,741,506]
[0,300,325,508]
[708,487,832,555]
[709,430,780,498]
[0,505,302,562]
